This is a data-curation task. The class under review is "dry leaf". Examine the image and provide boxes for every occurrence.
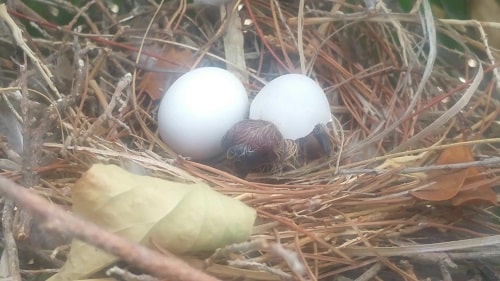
[138,46,194,100]
[48,164,255,281]
[377,153,427,170]
[452,183,498,206]
[376,152,427,179]
[452,171,498,206]
[410,169,467,201]
[411,145,472,201]
[411,145,497,205]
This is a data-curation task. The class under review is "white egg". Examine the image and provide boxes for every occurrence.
[249,74,332,140]
[158,67,248,160]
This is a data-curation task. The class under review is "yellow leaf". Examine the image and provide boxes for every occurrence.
[146,184,257,254]
[48,164,255,281]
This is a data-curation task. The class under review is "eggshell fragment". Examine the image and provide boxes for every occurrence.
[249,74,332,140]
[158,67,248,160]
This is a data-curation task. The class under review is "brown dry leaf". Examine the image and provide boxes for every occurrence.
[452,171,498,206]
[410,145,473,201]
[452,183,498,206]
[138,46,194,100]
[451,147,497,206]
[410,169,467,201]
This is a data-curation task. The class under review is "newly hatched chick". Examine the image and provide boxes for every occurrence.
[223,120,333,178]
[222,120,285,177]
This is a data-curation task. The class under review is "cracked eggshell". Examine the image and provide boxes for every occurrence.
[249,74,332,140]
[158,67,248,160]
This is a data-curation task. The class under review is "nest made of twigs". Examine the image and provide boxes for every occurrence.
[0,0,499,280]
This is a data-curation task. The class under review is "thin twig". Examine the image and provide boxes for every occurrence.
[342,235,500,256]
[243,0,289,70]
[297,0,305,73]
[81,73,132,141]
[17,54,34,240]
[339,156,500,175]
[2,200,22,281]
[0,4,61,98]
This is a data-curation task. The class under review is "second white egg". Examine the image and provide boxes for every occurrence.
[249,74,332,140]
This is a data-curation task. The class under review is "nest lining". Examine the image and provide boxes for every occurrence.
[0,0,499,280]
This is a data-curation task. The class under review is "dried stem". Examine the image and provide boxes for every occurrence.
[81,73,132,141]
[2,200,22,281]
[1,0,499,280]
[339,156,500,175]
[16,55,34,240]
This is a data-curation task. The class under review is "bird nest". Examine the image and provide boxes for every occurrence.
[0,0,499,280]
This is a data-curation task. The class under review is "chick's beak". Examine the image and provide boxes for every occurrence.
[312,123,332,155]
